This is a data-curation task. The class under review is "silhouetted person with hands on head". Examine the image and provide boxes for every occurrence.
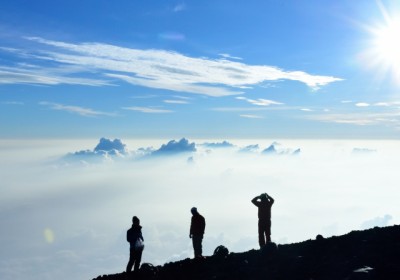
[126,216,144,274]
[252,193,274,248]
[189,207,206,259]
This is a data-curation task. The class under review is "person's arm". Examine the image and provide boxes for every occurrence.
[189,217,193,238]
[251,195,261,206]
[201,216,206,235]
[267,194,275,205]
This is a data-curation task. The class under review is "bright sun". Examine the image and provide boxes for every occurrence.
[362,2,400,84]
[372,19,400,68]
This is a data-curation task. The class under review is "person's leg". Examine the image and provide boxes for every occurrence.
[126,249,134,272]
[192,235,203,257]
[258,220,266,248]
[266,220,271,243]
[133,249,143,271]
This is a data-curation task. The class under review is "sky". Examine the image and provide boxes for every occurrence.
[1,1,400,280]
[1,0,400,138]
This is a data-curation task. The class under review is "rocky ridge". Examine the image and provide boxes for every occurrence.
[94,225,400,280]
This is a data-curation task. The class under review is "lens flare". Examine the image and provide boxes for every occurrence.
[44,228,55,244]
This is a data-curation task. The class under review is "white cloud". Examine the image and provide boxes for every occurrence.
[355,102,370,107]
[3,37,342,96]
[163,99,189,104]
[2,101,24,105]
[361,214,393,229]
[39,102,116,117]
[201,141,234,148]
[63,138,129,163]
[352,148,376,154]
[238,144,260,153]
[308,111,400,126]
[219,53,243,60]
[0,66,111,86]
[158,32,185,41]
[239,114,264,119]
[173,3,186,12]
[151,138,196,156]
[300,108,313,112]
[212,107,271,112]
[236,96,283,106]
[374,101,400,107]
[1,139,400,280]
[122,106,173,113]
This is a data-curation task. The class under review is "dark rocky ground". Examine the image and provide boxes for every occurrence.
[94,225,400,280]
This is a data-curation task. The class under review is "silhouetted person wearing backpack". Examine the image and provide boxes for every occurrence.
[189,207,206,258]
[126,216,144,273]
[252,193,274,248]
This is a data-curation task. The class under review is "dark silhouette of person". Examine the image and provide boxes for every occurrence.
[252,193,274,248]
[126,216,144,273]
[189,207,206,258]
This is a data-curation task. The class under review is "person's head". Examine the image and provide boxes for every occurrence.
[132,216,140,225]
[260,193,267,201]
[191,207,198,215]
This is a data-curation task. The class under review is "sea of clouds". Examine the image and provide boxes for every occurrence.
[0,137,398,280]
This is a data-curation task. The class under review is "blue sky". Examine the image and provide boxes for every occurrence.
[1,0,400,138]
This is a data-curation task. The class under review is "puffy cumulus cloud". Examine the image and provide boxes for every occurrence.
[201,141,235,148]
[62,138,197,164]
[352,148,377,154]
[361,215,393,229]
[64,137,129,163]
[62,138,305,164]
[151,138,196,156]
[261,142,300,156]
[238,144,260,153]
[94,138,128,154]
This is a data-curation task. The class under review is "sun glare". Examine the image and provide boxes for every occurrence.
[373,19,400,68]
[362,2,400,84]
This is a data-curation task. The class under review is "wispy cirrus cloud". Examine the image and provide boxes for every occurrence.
[239,114,264,119]
[236,96,283,106]
[122,106,173,113]
[219,53,242,60]
[39,102,116,117]
[2,37,342,96]
[308,111,400,126]
[0,65,111,86]
[173,3,186,12]
[163,99,189,104]
[2,101,24,105]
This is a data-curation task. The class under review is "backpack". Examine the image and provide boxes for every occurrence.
[213,245,229,258]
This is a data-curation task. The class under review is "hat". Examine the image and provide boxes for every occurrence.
[191,207,198,214]
[132,216,140,224]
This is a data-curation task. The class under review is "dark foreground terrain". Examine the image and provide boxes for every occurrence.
[94,225,400,280]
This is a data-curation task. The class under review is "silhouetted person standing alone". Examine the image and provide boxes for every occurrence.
[126,216,144,273]
[252,193,274,248]
[189,207,206,258]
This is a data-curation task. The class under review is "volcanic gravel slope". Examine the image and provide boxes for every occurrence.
[93,225,400,280]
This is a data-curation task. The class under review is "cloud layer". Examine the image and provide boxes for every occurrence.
[1,138,399,280]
